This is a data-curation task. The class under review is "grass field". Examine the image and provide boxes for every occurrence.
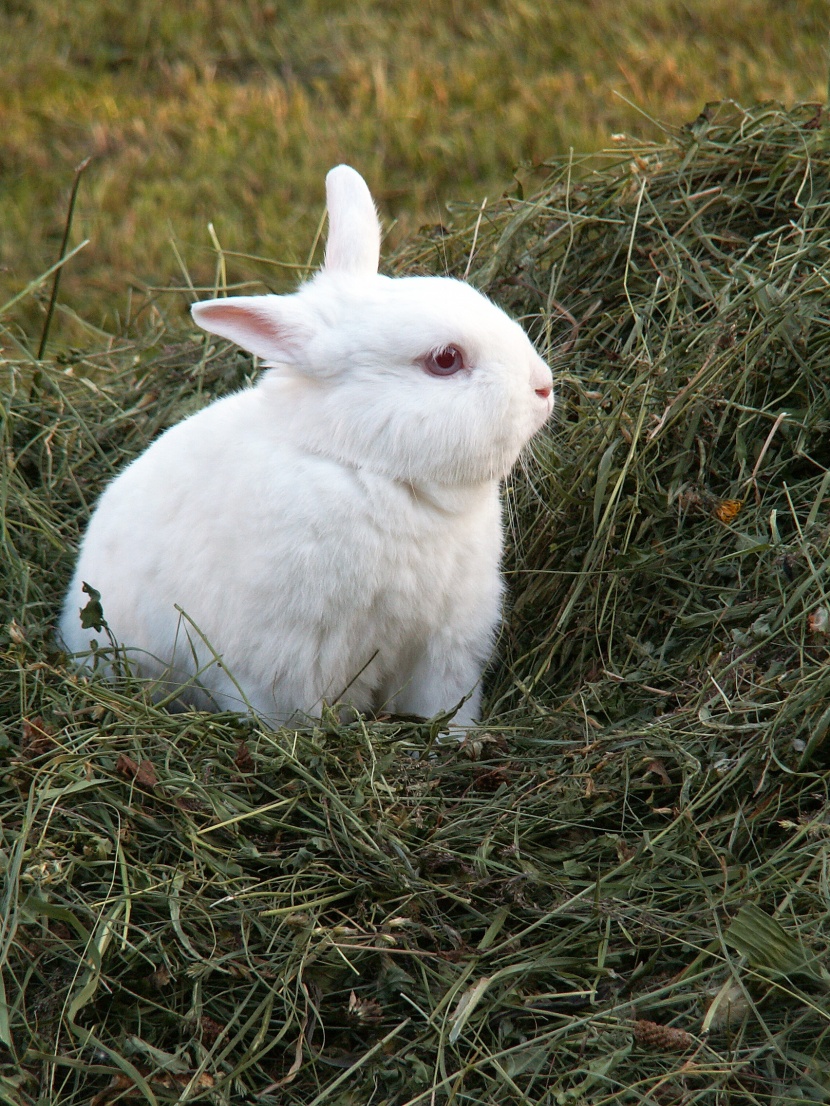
[0,0,828,346]
[3,4,830,1105]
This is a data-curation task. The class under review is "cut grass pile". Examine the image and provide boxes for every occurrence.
[2,100,830,1104]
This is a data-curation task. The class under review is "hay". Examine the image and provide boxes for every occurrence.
[2,101,830,1104]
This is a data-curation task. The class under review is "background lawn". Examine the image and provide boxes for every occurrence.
[0,0,828,346]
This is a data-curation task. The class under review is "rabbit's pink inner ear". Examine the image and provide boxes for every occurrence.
[199,304,281,344]
[192,299,306,363]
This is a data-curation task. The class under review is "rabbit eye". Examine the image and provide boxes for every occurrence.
[424,345,464,377]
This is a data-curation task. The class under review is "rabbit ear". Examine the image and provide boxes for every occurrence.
[323,165,381,276]
[191,296,312,363]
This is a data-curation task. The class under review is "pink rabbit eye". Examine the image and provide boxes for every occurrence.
[424,345,464,377]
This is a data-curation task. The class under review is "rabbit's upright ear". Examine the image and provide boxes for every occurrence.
[191,296,312,364]
[323,165,381,276]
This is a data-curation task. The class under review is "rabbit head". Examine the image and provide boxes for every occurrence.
[191,166,553,487]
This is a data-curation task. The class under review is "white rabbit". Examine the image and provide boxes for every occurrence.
[60,166,553,727]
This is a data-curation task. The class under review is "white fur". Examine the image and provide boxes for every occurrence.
[59,165,553,726]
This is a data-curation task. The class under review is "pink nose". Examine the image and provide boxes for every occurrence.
[530,354,553,400]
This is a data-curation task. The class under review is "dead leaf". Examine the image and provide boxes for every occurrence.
[21,717,56,759]
[116,754,157,789]
[234,740,255,773]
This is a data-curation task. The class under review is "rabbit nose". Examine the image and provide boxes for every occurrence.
[530,356,553,399]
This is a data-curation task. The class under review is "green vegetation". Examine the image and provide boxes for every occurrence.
[3,98,830,1103]
[3,3,830,1102]
[0,0,828,345]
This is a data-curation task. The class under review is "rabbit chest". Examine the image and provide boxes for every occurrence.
[276,459,503,645]
[283,463,505,716]
[340,471,501,620]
